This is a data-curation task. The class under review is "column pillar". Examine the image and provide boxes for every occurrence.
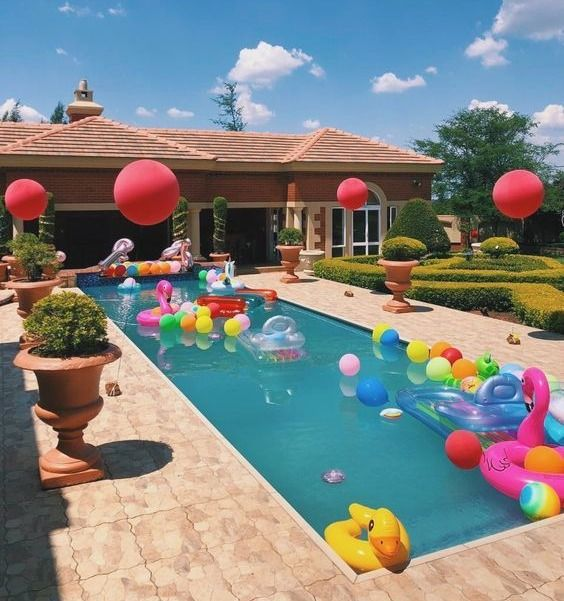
[188,208,201,258]
[285,206,294,229]
[12,218,23,236]
[293,207,303,230]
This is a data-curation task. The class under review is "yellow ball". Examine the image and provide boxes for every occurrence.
[372,323,391,343]
[196,305,211,318]
[224,318,242,337]
[406,340,429,363]
[195,315,213,334]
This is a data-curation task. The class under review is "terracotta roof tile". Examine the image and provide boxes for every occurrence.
[0,123,58,148]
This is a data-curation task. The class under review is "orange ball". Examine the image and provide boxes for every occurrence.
[524,446,564,474]
[160,262,171,274]
[138,262,151,276]
[452,358,477,380]
[151,307,161,316]
[430,341,452,358]
[180,313,196,332]
[149,262,162,275]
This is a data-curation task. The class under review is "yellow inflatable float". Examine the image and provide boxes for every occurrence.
[324,503,410,572]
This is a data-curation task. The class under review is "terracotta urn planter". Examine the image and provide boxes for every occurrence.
[276,245,304,283]
[1,254,25,280]
[0,261,7,282]
[377,259,419,313]
[209,252,230,265]
[6,278,63,318]
[13,344,121,489]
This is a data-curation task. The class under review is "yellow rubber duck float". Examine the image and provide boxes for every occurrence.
[324,503,410,573]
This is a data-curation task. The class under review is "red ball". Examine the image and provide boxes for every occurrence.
[337,178,368,210]
[492,170,544,219]
[114,159,180,226]
[5,179,47,220]
[441,347,463,365]
[114,264,127,277]
[207,302,221,318]
[445,430,482,470]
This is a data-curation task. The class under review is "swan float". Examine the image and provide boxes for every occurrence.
[209,260,244,293]
[136,280,178,327]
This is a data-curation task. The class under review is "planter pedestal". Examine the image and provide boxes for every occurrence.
[299,249,325,275]
[14,344,121,489]
[209,252,230,265]
[6,278,62,318]
[0,261,8,282]
[377,259,419,314]
[276,245,303,283]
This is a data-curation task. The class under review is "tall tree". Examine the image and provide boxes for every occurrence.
[50,101,68,124]
[1,100,23,122]
[211,82,246,131]
[412,108,559,233]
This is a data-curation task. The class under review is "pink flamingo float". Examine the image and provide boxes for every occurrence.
[480,367,564,505]
[136,280,178,327]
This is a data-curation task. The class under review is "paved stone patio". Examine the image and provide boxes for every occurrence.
[1,275,563,601]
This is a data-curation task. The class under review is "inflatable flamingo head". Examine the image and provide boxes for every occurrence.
[156,279,173,301]
[518,367,551,447]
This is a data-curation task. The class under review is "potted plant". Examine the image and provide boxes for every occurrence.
[6,233,62,317]
[209,196,230,263]
[13,292,121,489]
[377,236,427,313]
[276,227,304,283]
[2,231,32,281]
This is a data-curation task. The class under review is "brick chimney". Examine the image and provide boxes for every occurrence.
[66,79,104,122]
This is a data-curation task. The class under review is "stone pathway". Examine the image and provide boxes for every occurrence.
[1,277,564,600]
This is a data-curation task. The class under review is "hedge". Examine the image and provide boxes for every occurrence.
[313,258,387,291]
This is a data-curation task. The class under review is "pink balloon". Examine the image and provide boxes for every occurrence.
[206,270,218,284]
[169,261,181,273]
[339,353,361,377]
[492,170,544,219]
[5,179,47,220]
[234,313,251,331]
[337,178,368,211]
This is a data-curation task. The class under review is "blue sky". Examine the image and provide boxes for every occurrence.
[1,0,564,153]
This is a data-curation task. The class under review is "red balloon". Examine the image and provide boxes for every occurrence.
[445,430,482,470]
[5,179,47,220]
[492,170,544,219]
[114,264,127,277]
[337,178,368,210]
[441,347,463,365]
[114,160,180,226]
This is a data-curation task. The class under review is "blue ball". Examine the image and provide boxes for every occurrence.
[380,328,399,346]
[356,377,389,407]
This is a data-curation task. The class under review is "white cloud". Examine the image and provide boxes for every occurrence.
[465,34,509,67]
[108,3,126,16]
[533,104,564,128]
[425,65,438,75]
[493,0,564,41]
[309,63,325,78]
[468,98,514,115]
[236,85,273,125]
[228,41,313,88]
[0,98,47,122]
[302,119,320,130]
[371,72,426,94]
[57,2,91,16]
[167,107,194,119]
[136,106,157,118]
[55,47,67,55]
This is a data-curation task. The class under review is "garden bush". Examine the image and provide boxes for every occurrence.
[385,198,451,254]
[8,233,57,281]
[277,227,304,245]
[313,258,387,291]
[381,236,427,261]
[444,255,547,272]
[480,236,519,257]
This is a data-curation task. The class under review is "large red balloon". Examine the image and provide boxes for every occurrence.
[337,178,368,210]
[445,430,482,470]
[492,170,544,219]
[5,179,47,220]
[114,160,180,226]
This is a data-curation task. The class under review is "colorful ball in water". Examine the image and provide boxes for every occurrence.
[198,269,208,282]
[460,376,483,393]
[445,430,482,469]
[519,482,561,521]
[149,263,162,275]
[159,313,176,331]
[160,262,171,274]
[406,340,429,363]
[430,341,452,358]
[452,358,477,380]
[195,315,213,334]
[444,375,462,388]
[138,262,151,276]
[174,310,186,326]
[372,323,391,343]
[196,305,211,318]
[380,328,399,346]
[440,347,463,365]
[169,261,181,273]
[524,446,564,474]
[180,302,194,313]
[207,302,221,318]
[426,357,452,381]
[234,313,251,331]
[126,264,138,277]
[339,353,361,377]
[206,270,218,284]
[356,377,388,407]
[224,318,242,337]
[180,313,196,332]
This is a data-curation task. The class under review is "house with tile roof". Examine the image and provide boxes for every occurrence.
[0,81,442,268]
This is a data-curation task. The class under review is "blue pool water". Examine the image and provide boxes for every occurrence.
[85,277,526,558]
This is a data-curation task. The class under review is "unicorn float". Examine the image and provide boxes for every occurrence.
[209,260,244,293]
[136,280,179,327]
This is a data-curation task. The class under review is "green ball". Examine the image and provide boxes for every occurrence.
[174,310,187,326]
[444,375,461,388]
[198,269,207,282]
[426,357,452,381]
[159,314,176,330]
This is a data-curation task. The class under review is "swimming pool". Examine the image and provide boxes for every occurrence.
[84,276,526,558]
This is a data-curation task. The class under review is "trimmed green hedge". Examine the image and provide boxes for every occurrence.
[443,255,547,272]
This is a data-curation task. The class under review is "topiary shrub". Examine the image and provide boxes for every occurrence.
[23,292,108,358]
[8,233,57,281]
[212,196,228,253]
[172,197,188,242]
[480,237,519,258]
[38,193,55,246]
[385,198,451,254]
[0,195,13,256]
[277,227,304,246]
[381,236,427,261]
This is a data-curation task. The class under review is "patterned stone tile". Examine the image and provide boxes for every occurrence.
[112,472,179,518]
[504,590,560,601]
[234,490,297,537]
[5,581,84,601]
[252,591,317,601]
[61,479,126,529]
[537,577,564,600]
[4,495,68,544]
[210,457,263,496]
[81,565,159,601]
[163,465,230,507]
[192,436,237,467]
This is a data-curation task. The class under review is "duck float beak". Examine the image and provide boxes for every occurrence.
[368,508,401,558]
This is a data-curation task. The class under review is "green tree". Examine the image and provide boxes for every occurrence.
[412,108,558,233]
[1,100,23,122]
[50,101,68,124]
[39,193,55,246]
[211,82,246,131]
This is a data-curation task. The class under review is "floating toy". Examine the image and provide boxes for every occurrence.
[372,323,391,343]
[406,340,429,363]
[209,260,244,293]
[136,280,178,327]
[440,347,462,365]
[524,446,564,474]
[380,328,399,346]
[160,239,193,270]
[475,353,499,379]
[233,313,251,331]
[452,358,477,380]
[357,377,388,407]
[196,295,247,318]
[239,315,305,362]
[480,368,564,504]
[445,430,482,469]
[430,341,451,358]
[321,469,346,484]
[519,482,561,520]
[224,318,242,337]
[117,277,140,292]
[380,408,403,420]
[325,503,410,572]
[461,375,483,393]
[339,353,360,377]
[426,357,451,381]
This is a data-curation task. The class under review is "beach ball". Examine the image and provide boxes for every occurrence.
[372,323,391,343]
[196,305,211,318]
[339,353,361,377]
[224,318,242,337]
[195,315,213,334]
[126,264,138,277]
[207,302,221,318]
[196,333,212,350]
[492,170,544,219]
[337,178,369,210]
[206,270,218,284]
[114,264,127,277]
[500,363,524,379]
[114,159,180,225]
[440,347,463,365]
[138,262,151,276]
[234,313,251,331]
[452,358,477,380]
[149,263,162,275]
[519,482,561,521]
[524,446,564,474]
[426,357,452,381]
[406,340,429,363]
[430,341,452,358]
[356,377,388,407]
[170,261,181,273]
[406,363,427,385]
[5,179,48,220]
[198,269,208,282]
[460,376,483,393]
[445,430,482,469]
[380,328,399,346]
[180,313,196,332]
[160,262,171,274]
[159,313,176,331]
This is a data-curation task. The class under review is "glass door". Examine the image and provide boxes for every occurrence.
[353,206,380,255]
